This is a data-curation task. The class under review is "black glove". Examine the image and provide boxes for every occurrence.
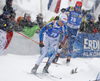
[59,43,64,49]
[61,8,66,13]
[39,41,44,47]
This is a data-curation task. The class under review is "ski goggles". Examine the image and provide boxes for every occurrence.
[75,6,81,9]
[62,21,66,24]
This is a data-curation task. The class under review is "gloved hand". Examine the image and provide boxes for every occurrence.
[39,41,44,47]
[61,8,66,13]
[59,42,64,49]
[94,28,98,33]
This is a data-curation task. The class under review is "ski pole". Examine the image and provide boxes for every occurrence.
[17,32,39,45]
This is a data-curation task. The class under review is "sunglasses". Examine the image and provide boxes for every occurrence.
[62,21,66,24]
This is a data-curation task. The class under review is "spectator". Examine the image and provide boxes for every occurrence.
[10,12,21,32]
[3,0,16,18]
[84,13,97,33]
[19,13,37,31]
[0,11,13,55]
[0,11,12,32]
[35,13,45,29]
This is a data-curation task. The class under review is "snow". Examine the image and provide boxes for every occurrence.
[0,54,100,81]
[0,0,100,81]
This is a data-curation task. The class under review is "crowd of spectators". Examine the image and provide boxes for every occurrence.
[80,13,100,34]
[0,0,100,37]
[0,0,45,35]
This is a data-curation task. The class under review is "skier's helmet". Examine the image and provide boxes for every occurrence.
[75,1,82,9]
[76,1,82,7]
[59,14,68,23]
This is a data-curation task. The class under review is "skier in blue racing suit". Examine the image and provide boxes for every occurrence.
[60,1,92,63]
[31,14,68,74]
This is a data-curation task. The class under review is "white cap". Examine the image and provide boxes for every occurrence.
[59,14,68,22]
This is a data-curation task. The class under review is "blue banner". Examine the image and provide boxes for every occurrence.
[71,33,100,58]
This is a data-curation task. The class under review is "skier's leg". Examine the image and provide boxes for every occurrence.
[31,34,49,74]
[43,39,58,73]
[67,28,78,63]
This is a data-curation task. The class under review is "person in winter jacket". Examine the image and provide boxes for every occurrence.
[0,11,13,32]
[10,12,21,32]
[3,0,16,18]
[0,11,13,55]
[80,13,97,33]
[31,14,68,74]
[35,13,45,29]
[85,13,97,33]
[19,13,38,31]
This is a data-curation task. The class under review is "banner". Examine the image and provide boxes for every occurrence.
[0,29,7,55]
[48,0,61,13]
[61,33,100,58]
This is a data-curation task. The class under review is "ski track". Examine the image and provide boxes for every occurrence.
[0,54,100,81]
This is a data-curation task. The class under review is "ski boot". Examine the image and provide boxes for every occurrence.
[31,64,39,74]
[52,53,60,63]
[43,63,50,73]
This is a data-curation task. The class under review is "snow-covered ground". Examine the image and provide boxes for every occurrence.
[0,54,100,81]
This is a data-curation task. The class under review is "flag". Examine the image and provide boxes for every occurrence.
[0,29,13,55]
[48,0,61,13]
[0,29,7,55]
[90,0,98,12]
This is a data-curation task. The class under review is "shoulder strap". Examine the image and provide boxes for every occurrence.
[69,6,74,11]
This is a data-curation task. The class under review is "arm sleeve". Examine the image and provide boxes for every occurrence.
[39,22,53,41]
[62,25,68,44]
[60,6,71,13]
[65,6,72,12]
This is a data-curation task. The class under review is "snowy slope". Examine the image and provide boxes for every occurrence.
[0,54,100,81]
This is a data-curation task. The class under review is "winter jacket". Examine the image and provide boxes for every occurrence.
[11,20,21,32]
[0,18,12,31]
[80,21,86,32]
[3,4,16,18]
[19,18,37,31]
[84,21,95,33]
[36,16,44,29]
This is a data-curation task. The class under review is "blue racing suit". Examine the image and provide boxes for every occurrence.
[64,6,91,57]
[36,21,67,65]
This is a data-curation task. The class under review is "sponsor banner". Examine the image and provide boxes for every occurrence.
[61,33,100,58]
[83,33,100,57]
